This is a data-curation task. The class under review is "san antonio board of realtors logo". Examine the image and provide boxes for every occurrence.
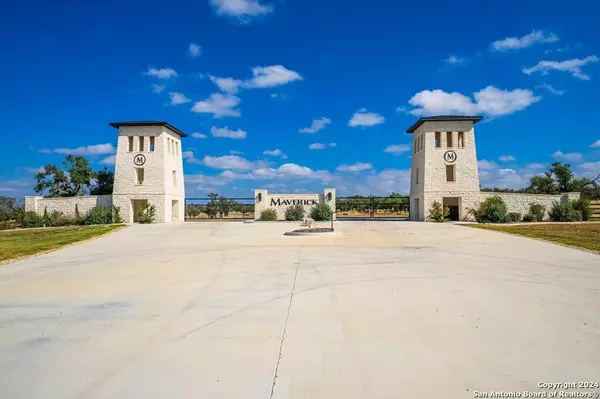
[133,154,146,166]
[444,150,457,163]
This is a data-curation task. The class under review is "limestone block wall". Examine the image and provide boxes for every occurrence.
[112,194,167,223]
[479,192,580,220]
[421,191,482,221]
[254,188,336,221]
[24,195,112,217]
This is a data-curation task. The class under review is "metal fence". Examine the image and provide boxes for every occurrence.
[185,195,411,221]
[336,196,410,220]
[185,197,255,221]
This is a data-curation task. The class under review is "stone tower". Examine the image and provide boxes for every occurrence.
[110,121,187,223]
[407,116,483,221]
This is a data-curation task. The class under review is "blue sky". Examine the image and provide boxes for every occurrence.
[2,0,600,198]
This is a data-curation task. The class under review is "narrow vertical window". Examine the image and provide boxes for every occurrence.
[175,142,179,156]
[435,132,441,148]
[413,137,417,154]
[446,165,455,182]
[139,136,145,152]
[416,167,419,184]
[149,137,155,152]
[136,168,144,185]
[458,132,464,148]
[173,170,177,187]
[128,136,134,152]
[446,132,453,148]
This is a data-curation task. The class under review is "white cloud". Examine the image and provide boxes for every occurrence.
[308,143,326,150]
[168,92,191,105]
[499,155,516,162]
[152,84,166,93]
[479,168,531,189]
[192,132,208,139]
[477,160,499,170]
[191,93,241,118]
[25,166,46,173]
[209,75,243,94]
[348,108,385,127]
[182,151,202,164]
[189,43,202,58]
[383,144,410,156]
[245,65,302,88]
[553,151,583,161]
[580,162,600,173]
[535,84,564,95]
[336,162,373,172]
[210,0,273,17]
[210,126,247,139]
[99,155,116,165]
[263,149,287,158]
[445,55,464,65]
[328,143,337,148]
[526,163,545,169]
[202,155,254,170]
[523,56,599,80]
[299,117,331,133]
[396,106,408,113]
[590,140,600,148]
[229,150,243,155]
[492,30,559,51]
[146,67,177,79]
[40,143,116,156]
[408,86,541,117]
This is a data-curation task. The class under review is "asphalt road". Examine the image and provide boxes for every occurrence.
[0,221,598,398]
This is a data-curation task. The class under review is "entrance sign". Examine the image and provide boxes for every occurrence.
[133,154,146,166]
[271,198,318,206]
[255,188,336,221]
[444,150,457,163]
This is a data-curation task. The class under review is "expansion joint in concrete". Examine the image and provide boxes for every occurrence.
[269,245,303,399]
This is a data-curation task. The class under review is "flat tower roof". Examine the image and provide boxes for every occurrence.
[405,115,483,133]
[109,121,188,137]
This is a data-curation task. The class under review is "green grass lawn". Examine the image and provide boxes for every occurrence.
[0,225,124,263]
[466,223,600,252]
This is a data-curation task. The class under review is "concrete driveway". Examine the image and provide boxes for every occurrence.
[0,221,598,398]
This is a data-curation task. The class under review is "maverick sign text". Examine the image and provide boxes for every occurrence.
[271,198,318,206]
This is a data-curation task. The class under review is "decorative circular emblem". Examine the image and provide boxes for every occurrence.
[444,150,457,163]
[133,154,146,166]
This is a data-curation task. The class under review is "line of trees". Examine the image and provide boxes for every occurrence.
[336,193,409,214]
[481,162,600,199]
[186,193,255,219]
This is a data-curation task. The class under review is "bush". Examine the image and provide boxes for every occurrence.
[21,211,44,228]
[49,210,73,226]
[42,207,51,226]
[428,201,449,222]
[572,197,591,221]
[525,203,546,222]
[259,208,278,221]
[469,196,509,223]
[138,205,156,224]
[285,204,305,221]
[86,206,112,225]
[310,203,333,221]
[507,212,522,222]
[112,206,124,223]
[522,214,535,222]
[74,204,85,225]
[549,201,582,222]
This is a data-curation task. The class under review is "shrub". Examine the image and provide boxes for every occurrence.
[310,203,333,221]
[522,214,535,222]
[428,201,449,222]
[112,206,124,223]
[42,207,51,226]
[549,201,582,222]
[21,211,44,228]
[86,206,112,225]
[138,205,156,224]
[285,204,305,221]
[507,212,522,222]
[469,195,509,223]
[74,204,85,225]
[259,208,278,221]
[526,203,546,222]
[572,197,591,221]
[49,210,73,226]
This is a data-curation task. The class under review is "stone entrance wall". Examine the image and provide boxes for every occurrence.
[254,188,336,220]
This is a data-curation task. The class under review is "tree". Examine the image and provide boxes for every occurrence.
[0,197,23,222]
[34,155,95,197]
[526,175,559,194]
[218,196,231,218]
[548,162,575,192]
[90,168,114,195]
[204,193,219,218]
